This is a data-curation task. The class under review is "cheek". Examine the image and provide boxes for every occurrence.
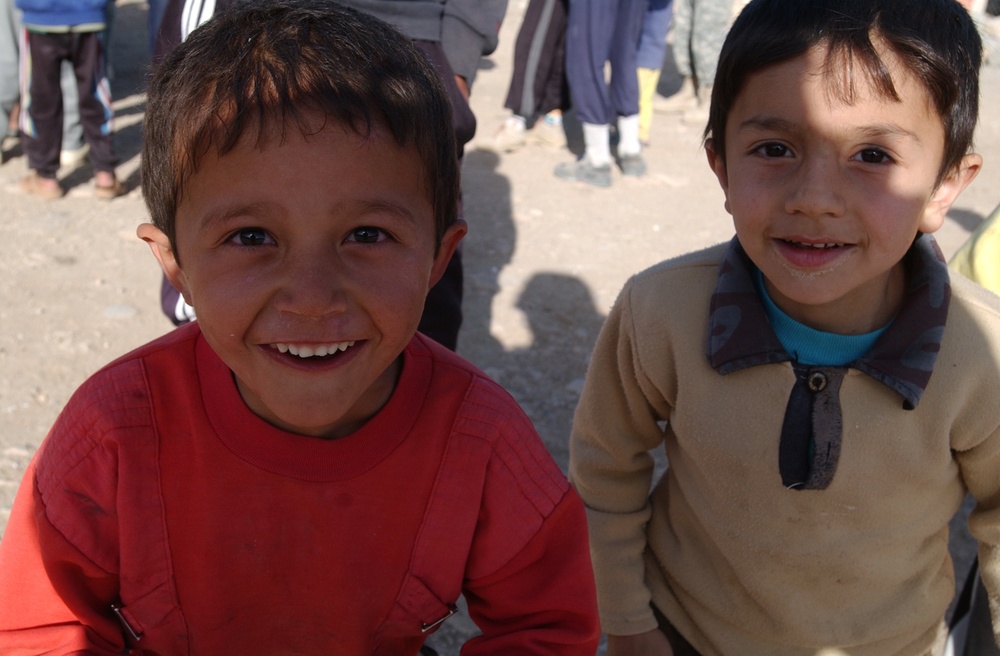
[186,280,259,338]
[865,197,928,240]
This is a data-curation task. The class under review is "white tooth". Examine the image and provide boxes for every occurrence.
[275,341,355,358]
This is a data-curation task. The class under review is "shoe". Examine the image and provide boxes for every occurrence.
[482,116,528,153]
[533,119,567,148]
[93,176,124,200]
[20,172,64,199]
[653,76,698,114]
[617,153,647,177]
[60,143,89,167]
[554,158,612,188]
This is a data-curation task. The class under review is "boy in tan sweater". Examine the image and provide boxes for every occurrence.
[569,0,999,654]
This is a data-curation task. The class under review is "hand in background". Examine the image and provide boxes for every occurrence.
[454,75,470,99]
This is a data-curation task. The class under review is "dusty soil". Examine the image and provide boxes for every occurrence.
[1,0,999,651]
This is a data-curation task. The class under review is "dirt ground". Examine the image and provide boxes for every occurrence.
[2,0,1000,652]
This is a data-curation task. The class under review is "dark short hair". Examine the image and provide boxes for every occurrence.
[142,0,458,256]
[706,0,982,182]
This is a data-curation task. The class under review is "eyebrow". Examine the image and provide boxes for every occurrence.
[195,201,273,232]
[738,116,923,144]
[195,199,421,232]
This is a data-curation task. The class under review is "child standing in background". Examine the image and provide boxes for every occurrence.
[15,0,120,199]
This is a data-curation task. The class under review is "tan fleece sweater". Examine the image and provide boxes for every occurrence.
[569,240,1000,656]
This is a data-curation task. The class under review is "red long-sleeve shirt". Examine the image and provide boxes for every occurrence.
[0,324,599,654]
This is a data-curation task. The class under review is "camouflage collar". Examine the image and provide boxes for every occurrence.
[706,235,951,410]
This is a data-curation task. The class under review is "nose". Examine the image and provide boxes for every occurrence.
[784,155,846,218]
[273,249,350,318]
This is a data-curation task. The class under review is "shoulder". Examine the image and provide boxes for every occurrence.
[28,326,199,571]
[943,275,1000,361]
[922,275,1000,447]
[621,242,727,312]
[412,335,573,568]
[938,274,1000,379]
[415,335,565,497]
[36,325,200,489]
[600,242,728,357]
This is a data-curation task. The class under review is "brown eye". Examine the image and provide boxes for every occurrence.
[351,227,383,243]
[233,228,271,246]
[856,148,891,164]
[761,143,789,158]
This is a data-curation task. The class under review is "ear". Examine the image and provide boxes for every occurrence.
[705,138,732,215]
[920,153,982,233]
[137,223,192,304]
[429,219,467,288]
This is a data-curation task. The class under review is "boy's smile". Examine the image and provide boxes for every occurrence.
[140,118,464,438]
[709,43,979,334]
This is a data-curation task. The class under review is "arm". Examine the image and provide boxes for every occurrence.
[0,460,125,654]
[460,487,600,655]
[568,283,673,637]
[955,427,1000,648]
[440,0,507,88]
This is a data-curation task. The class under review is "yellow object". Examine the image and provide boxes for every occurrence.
[638,67,662,144]
[950,202,1000,295]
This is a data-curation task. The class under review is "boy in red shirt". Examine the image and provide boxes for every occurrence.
[0,1,600,653]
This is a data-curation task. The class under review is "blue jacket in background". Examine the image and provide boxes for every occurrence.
[15,0,109,28]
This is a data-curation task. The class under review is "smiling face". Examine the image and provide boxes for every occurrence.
[708,43,979,334]
[140,119,464,438]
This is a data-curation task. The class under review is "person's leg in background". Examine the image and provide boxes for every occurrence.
[607,0,646,175]
[19,30,67,197]
[636,0,673,146]
[656,0,696,112]
[487,0,570,153]
[557,0,618,187]
[60,1,114,167]
[0,0,21,158]
[680,0,730,125]
[72,29,120,197]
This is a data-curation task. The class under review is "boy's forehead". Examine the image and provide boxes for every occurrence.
[744,39,932,112]
[185,108,421,179]
[177,114,434,218]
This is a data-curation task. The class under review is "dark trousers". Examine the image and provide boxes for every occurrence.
[564,0,645,125]
[504,0,570,121]
[20,29,116,178]
[411,40,474,351]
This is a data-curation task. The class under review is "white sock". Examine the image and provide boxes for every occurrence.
[617,114,642,156]
[582,122,611,167]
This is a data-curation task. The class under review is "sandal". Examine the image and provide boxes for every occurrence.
[94,177,124,200]
[20,172,64,200]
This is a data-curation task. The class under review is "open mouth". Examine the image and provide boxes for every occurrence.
[271,341,356,359]
[782,239,845,250]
